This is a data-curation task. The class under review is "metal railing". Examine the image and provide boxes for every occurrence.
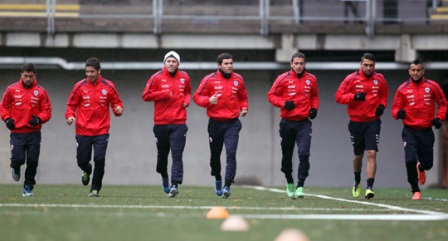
[0,0,443,36]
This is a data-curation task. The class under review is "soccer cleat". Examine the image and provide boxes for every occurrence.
[162,178,170,193]
[11,169,20,182]
[295,187,305,198]
[417,163,426,185]
[88,190,99,197]
[168,185,178,198]
[352,181,361,198]
[215,180,223,196]
[365,188,375,199]
[412,192,421,200]
[222,186,231,199]
[22,185,33,197]
[81,172,90,186]
[286,183,296,199]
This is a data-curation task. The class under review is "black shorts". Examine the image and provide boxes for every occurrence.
[348,119,381,155]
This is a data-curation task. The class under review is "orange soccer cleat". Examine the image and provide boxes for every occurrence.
[417,163,426,185]
[412,192,421,200]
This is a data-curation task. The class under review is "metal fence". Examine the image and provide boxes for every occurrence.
[0,0,443,36]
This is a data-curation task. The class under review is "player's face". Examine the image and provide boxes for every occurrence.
[360,59,375,76]
[290,57,306,75]
[21,71,36,87]
[85,66,101,82]
[164,57,179,73]
[408,64,424,81]
[218,58,233,74]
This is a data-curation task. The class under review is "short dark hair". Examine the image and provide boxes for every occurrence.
[217,53,233,64]
[291,52,306,62]
[86,57,101,70]
[361,53,375,62]
[21,63,36,73]
[411,59,424,69]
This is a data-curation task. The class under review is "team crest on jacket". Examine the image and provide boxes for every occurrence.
[102,89,107,95]
[180,78,185,84]
[373,79,378,85]
[306,79,310,85]
[234,81,238,86]
[425,87,430,93]
[33,90,39,96]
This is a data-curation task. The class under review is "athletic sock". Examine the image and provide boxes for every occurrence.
[367,178,375,189]
[285,174,294,184]
[354,172,361,184]
[215,175,222,181]
[297,178,305,188]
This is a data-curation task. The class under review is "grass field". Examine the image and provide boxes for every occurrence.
[1,184,447,241]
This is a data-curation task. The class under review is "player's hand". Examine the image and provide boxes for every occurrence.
[397,109,406,119]
[241,108,248,117]
[28,115,42,127]
[354,92,366,101]
[5,118,15,130]
[375,104,385,117]
[209,92,219,105]
[309,108,317,119]
[432,118,442,129]
[284,101,295,110]
[66,116,76,125]
[115,106,123,115]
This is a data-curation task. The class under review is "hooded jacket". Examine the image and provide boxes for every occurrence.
[392,77,447,129]
[268,70,319,121]
[142,67,191,124]
[0,79,52,133]
[336,70,389,122]
[65,76,123,136]
[193,70,249,121]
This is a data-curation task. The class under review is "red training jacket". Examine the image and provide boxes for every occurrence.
[142,67,191,124]
[335,70,389,122]
[65,76,123,136]
[391,77,447,129]
[193,70,249,121]
[0,79,52,133]
[267,70,319,121]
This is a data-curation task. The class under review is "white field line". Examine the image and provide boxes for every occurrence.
[243,185,448,221]
[1,186,447,221]
[0,203,388,212]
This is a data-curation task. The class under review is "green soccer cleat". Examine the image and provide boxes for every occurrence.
[295,187,304,198]
[286,183,296,199]
[89,190,99,197]
[365,188,375,199]
[352,181,361,198]
[81,172,90,186]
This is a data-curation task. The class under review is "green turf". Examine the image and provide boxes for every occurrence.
[1,184,447,241]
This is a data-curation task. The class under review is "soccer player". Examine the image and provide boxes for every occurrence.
[391,59,447,200]
[65,57,124,197]
[0,63,52,196]
[335,53,389,199]
[142,51,191,198]
[193,53,249,198]
[267,52,319,199]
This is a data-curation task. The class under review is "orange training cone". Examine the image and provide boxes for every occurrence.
[221,215,250,231]
[206,206,230,219]
[274,229,310,241]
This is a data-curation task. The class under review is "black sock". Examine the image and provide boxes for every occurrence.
[297,178,305,188]
[367,178,375,189]
[215,175,222,181]
[161,173,168,179]
[354,172,361,184]
[285,174,294,184]
[224,181,232,187]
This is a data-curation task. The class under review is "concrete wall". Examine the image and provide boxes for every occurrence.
[0,68,445,188]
